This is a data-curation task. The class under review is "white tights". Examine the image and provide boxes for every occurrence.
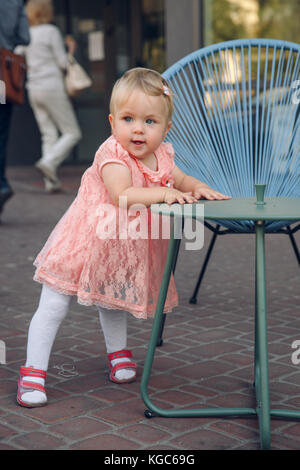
[23,284,134,404]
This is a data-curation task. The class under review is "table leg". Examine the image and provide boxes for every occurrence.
[254,221,271,450]
[141,218,255,420]
[156,236,182,347]
[140,223,180,416]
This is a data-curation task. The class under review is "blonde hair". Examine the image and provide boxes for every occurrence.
[110,68,174,123]
[26,0,54,26]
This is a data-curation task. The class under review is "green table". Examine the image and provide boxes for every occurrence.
[141,186,300,450]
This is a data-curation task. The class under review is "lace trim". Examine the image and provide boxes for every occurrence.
[33,272,178,319]
[133,155,174,187]
[109,137,174,187]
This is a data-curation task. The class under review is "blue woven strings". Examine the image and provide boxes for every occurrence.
[163,39,300,232]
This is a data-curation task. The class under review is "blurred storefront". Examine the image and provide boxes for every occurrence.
[7,0,300,166]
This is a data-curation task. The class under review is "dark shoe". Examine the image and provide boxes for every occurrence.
[0,186,14,213]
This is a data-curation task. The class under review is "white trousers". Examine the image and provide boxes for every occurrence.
[29,89,82,169]
[25,284,128,371]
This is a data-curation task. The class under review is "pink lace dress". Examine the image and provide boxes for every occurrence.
[33,136,178,318]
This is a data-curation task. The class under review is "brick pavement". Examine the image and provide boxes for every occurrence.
[0,165,300,450]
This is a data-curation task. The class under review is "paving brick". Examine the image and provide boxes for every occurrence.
[0,422,18,440]
[169,428,241,450]
[0,443,20,450]
[50,416,113,440]
[1,413,43,432]
[91,399,145,426]
[210,419,259,441]
[24,396,103,424]
[69,434,140,450]
[147,373,186,390]
[56,373,107,394]
[10,431,66,450]
[121,423,171,445]
[206,392,256,409]
[153,389,204,406]
[222,353,253,367]
[281,423,300,440]
[186,341,243,359]
[88,386,138,403]
[174,360,235,380]
[200,375,251,393]
[270,433,300,450]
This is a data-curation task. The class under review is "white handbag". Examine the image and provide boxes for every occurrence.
[65,54,92,97]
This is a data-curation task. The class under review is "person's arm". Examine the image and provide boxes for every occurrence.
[101,163,197,208]
[172,165,231,200]
[65,35,76,56]
[14,3,30,47]
[50,26,68,71]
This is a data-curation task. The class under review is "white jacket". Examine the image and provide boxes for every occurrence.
[17,24,68,92]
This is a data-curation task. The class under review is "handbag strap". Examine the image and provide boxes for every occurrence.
[67,53,76,65]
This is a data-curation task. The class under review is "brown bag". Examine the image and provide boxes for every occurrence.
[0,48,26,105]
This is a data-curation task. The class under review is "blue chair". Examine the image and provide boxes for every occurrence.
[163,38,300,305]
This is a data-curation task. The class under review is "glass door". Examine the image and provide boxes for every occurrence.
[53,0,131,163]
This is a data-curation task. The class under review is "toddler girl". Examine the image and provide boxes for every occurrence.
[17,67,230,407]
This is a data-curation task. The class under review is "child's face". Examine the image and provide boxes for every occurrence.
[109,89,171,161]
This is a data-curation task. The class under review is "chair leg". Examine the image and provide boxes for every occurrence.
[287,225,300,265]
[189,224,220,304]
[156,313,166,348]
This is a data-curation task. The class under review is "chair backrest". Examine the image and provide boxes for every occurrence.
[163,39,300,210]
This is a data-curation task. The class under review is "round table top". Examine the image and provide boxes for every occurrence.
[151,197,300,221]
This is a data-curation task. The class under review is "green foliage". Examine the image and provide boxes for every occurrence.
[211,0,300,44]
[256,0,300,42]
[212,0,247,43]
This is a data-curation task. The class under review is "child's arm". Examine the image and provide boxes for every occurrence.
[172,165,231,200]
[101,163,198,207]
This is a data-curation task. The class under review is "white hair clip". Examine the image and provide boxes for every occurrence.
[162,85,170,96]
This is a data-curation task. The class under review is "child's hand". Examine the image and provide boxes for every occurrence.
[193,184,231,201]
[164,188,198,205]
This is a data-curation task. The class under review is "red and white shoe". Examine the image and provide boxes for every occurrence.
[17,366,47,408]
[107,350,137,384]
